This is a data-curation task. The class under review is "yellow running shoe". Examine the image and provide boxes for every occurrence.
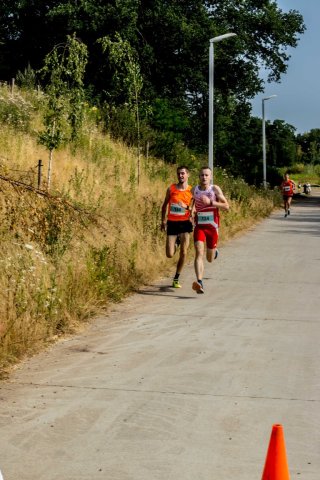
[172,279,182,288]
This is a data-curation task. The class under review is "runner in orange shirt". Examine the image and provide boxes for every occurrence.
[161,166,193,288]
[281,172,296,217]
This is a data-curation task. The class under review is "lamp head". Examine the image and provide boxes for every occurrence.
[210,33,237,43]
[263,95,277,101]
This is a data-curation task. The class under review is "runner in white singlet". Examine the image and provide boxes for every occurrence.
[191,167,229,294]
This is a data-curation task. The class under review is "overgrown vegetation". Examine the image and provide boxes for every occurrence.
[285,164,320,186]
[0,83,282,377]
[1,1,318,380]
[0,0,309,180]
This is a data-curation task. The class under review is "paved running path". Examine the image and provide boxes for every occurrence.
[1,192,320,480]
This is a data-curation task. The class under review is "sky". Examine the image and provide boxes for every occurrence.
[250,0,320,134]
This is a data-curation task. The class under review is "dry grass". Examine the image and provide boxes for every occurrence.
[0,85,281,377]
[0,118,173,376]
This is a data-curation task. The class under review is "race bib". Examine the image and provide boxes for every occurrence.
[170,203,186,215]
[197,212,217,227]
[284,186,291,192]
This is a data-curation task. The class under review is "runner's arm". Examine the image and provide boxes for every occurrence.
[161,187,171,230]
[189,191,196,223]
[212,185,230,211]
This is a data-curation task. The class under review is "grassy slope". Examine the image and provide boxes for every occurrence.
[0,89,281,377]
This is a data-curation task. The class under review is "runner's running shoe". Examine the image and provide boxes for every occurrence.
[172,279,182,288]
[192,281,204,294]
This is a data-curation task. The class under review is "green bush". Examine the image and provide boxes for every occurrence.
[16,64,37,90]
[0,91,34,131]
[287,163,305,174]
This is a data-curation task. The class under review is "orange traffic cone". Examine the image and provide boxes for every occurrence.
[261,424,290,479]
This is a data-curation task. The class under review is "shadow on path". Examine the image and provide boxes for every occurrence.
[274,192,320,236]
[292,192,320,208]
[136,284,196,300]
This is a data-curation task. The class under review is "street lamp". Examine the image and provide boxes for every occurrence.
[209,33,237,173]
[262,95,277,188]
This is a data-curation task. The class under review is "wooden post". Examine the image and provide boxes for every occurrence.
[37,159,43,189]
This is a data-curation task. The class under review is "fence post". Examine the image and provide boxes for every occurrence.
[37,159,43,189]
[11,78,15,96]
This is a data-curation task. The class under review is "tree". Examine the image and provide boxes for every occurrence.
[215,110,263,184]
[296,129,320,164]
[0,1,305,103]
[0,1,65,78]
[98,33,143,183]
[38,34,88,189]
[266,119,297,168]
[0,1,306,172]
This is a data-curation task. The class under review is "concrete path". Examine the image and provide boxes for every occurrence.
[1,192,320,480]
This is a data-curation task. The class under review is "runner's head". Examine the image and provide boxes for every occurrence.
[199,166,212,186]
[176,166,189,184]
[284,172,290,180]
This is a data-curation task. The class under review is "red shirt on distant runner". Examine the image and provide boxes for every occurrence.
[281,177,295,197]
[281,173,295,218]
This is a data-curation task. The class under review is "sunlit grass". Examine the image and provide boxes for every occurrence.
[0,85,281,377]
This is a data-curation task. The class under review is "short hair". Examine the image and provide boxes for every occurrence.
[177,165,189,173]
[199,166,212,172]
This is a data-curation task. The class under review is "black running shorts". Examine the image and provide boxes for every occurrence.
[166,220,193,236]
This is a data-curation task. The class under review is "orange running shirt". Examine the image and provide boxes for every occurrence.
[167,184,193,221]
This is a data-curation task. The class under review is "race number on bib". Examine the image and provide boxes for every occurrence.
[284,186,291,192]
[197,212,217,227]
[170,203,186,215]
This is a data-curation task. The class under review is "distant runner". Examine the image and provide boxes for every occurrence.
[191,166,229,294]
[161,166,193,288]
[281,172,296,217]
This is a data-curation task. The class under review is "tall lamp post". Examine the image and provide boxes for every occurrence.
[209,33,237,172]
[262,95,277,188]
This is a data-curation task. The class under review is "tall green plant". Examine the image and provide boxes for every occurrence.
[98,33,143,183]
[38,33,88,189]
